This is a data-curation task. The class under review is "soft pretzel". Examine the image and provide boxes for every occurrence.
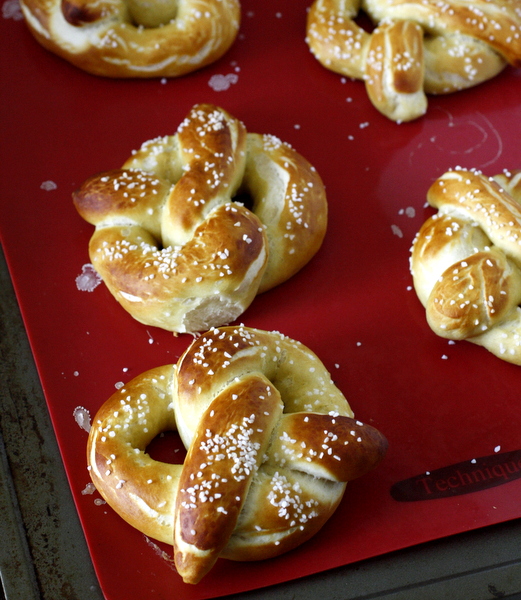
[73,104,328,333]
[19,0,240,78]
[87,326,388,584]
[410,167,521,363]
[306,0,521,122]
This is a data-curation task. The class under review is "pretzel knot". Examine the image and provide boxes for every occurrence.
[19,0,240,77]
[306,0,521,122]
[73,104,328,333]
[87,326,388,584]
[410,168,521,363]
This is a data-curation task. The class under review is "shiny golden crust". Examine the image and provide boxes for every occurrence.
[73,104,328,333]
[410,168,521,363]
[171,326,387,583]
[365,20,427,123]
[87,364,181,542]
[306,0,521,122]
[87,326,388,584]
[19,0,240,78]
[240,133,328,293]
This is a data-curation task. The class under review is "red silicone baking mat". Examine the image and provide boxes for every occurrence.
[2,1,521,598]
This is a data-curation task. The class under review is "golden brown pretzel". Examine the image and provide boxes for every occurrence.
[73,104,328,333]
[87,326,388,584]
[19,0,240,77]
[306,0,521,121]
[410,168,521,363]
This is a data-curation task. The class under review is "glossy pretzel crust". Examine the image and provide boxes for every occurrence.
[20,0,240,77]
[73,104,328,333]
[306,0,521,121]
[87,326,388,584]
[411,168,521,363]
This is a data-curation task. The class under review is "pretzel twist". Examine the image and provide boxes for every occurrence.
[410,168,521,363]
[19,0,240,77]
[306,0,521,121]
[87,326,388,584]
[73,104,328,333]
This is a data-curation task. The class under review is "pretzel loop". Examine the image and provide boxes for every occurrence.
[87,326,388,584]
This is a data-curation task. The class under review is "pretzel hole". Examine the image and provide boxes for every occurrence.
[232,191,255,213]
[355,10,377,34]
[146,430,186,464]
[126,0,179,28]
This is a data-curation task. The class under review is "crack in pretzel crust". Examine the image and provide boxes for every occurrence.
[410,167,521,363]
[19,0,240,78]
[306,0,521,122]
[73,104,328,333]
[87,326,388,584]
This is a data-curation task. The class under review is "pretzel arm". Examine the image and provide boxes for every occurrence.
[73,168,171,239]
[87,203,268,331]
[427,249,521,339]
[174,373,283,584]
[423,34,507,94]
[364,19,427,122]
[427,170,521,262]
[164,104,248,246]
[363,0,521,65]
[266,413,388,482]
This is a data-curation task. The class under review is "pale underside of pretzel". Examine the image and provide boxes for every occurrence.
[410,168,521,363]
[73,104,328,333]
[19,0,240,77]
[87,326,388,584]
[306,0,521,121]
